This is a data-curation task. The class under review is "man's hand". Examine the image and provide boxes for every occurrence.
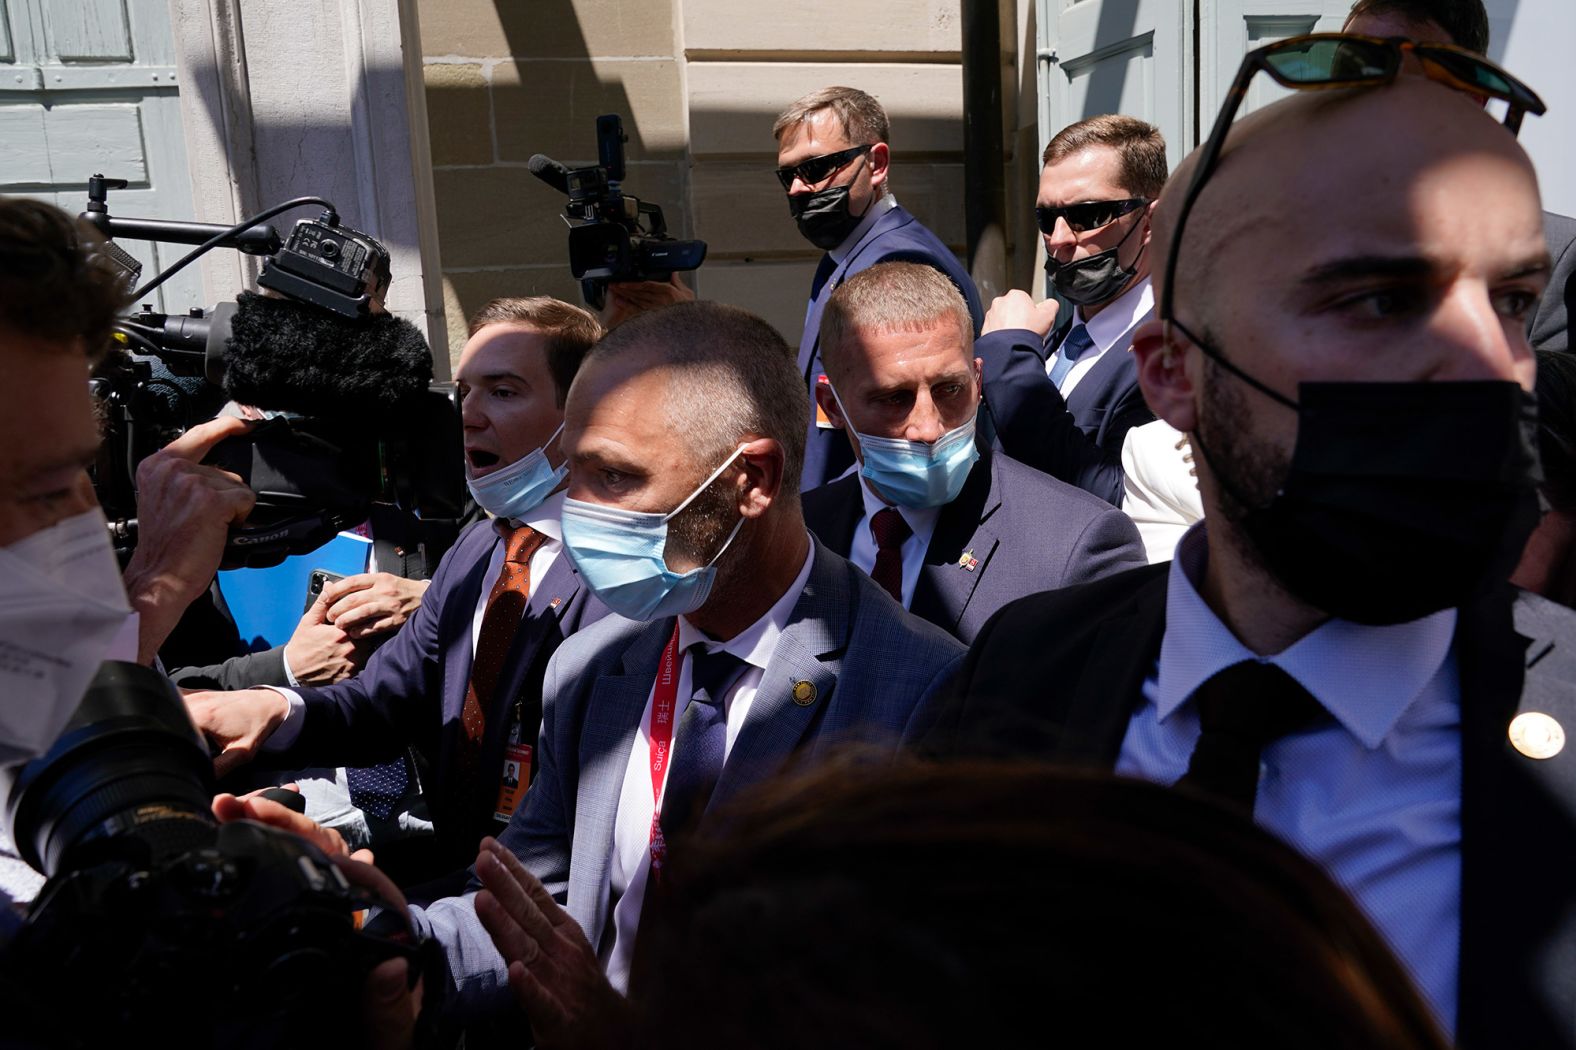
[982,289,1060,339]
[213,790,421,1049]
[284,592,370,685]
[600,272,694,330]
[185,687,291,776]
[122,416,257,664]
[321,572,430,641]
[473,837,632,1049]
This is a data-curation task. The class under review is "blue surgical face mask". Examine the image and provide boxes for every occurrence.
[831,385,980,509]
[560,444,749,621]
[467,423,568,521]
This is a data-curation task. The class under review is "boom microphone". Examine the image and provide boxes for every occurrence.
[528,153,571,195]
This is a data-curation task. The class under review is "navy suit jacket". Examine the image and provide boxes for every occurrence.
[977,301,1156,505]
[408,538,967,1017]
[801,447,1145,641]
[798,204,984,490]
[275,518,608,874]
[915,565,1576,1048]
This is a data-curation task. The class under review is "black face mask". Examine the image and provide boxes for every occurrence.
[1043,211,1147,306]
[1194,371,1542,626]
[788,184,870,251]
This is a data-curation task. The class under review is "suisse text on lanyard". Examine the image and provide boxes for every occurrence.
[647,623,685,883]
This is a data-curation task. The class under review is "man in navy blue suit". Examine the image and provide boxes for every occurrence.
[979,114,1166,505]
[774,86,984,491]
[184,296,610,887]
[802,262,1144,642]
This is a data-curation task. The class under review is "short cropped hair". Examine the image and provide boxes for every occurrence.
[1042,114,1169,201]
[818,262,973,386]
[1345,0,1490,55]
[587,301,807,494]
[0,197,128,361]
[467,296,602,407]
[773,86,890,146]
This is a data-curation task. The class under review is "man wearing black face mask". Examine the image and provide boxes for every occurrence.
[975,115,1166,505]
[774,86,984,491]
[915,69,1576,1048]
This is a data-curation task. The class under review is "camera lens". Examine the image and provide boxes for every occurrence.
[0,661,217,877]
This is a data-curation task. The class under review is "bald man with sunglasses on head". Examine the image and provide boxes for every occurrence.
[775,86,984,492]
[917,39,1576,1047]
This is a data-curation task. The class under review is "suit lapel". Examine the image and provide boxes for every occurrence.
[439,528,499,724]
[804,475,864,554]
[912,453,997,633]
[1455,587,1576,1047]
[711,544,849,806]
[568,619,673,942]
[1062,302,1153,421]
[1057,568,1169,765]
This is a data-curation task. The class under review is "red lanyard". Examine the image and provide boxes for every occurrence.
[646,622,684,880]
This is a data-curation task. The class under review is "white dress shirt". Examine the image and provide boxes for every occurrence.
[845,478,940,609]
[601,540,817,992]
[1116,523,1462,1032]
[1046,275,1154,396]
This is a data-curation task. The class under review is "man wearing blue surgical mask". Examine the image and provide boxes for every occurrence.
[803,262,1144,642]
[186,296,612,886]
[398,301,965,1028]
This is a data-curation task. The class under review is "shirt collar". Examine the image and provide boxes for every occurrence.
[829,194,899,265]
[494,488,566,544]
[1072,274,1154,355]
[856,470,942,541]
[1157,522,1457,749]
[679,535,816,672]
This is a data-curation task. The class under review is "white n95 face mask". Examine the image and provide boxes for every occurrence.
[0,507,133,766]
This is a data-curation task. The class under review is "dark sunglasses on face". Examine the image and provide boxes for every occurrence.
[775,143,874,191]
[1035,197,1149,236]
[1160,32,1546,324]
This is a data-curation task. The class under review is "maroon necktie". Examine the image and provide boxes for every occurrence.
[456,524,547,798]
[869,507,911,604]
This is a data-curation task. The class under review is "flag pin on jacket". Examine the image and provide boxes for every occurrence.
[791,680,817,706]
[1509,712,1565,760]
[958,549,979,572]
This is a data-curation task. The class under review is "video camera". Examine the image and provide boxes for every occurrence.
[82,175,467,569]
[0,662,426,1047]
[529,114,707,309]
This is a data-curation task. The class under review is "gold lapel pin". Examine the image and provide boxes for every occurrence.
[958,549,979,573]
[791,680,817,707]
[1509,712,1565,760]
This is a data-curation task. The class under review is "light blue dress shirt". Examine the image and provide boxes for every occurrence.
[1116,524,1462,1033]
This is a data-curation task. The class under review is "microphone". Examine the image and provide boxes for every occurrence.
[219,291,432,421]
[528,153,571,195]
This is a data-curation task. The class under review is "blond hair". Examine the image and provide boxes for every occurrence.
[818,262,973,385]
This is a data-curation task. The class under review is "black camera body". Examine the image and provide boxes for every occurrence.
[534,114,707,309]
[83,178,467,570]
[0,662,421,1047]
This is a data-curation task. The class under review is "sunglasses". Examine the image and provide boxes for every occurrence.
[1036,197,1149,236]
[774,144,874,191]
[1160,32,1546,323]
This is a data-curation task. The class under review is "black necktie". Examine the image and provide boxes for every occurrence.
[660,647,746,838]
[1176,661,1326,812]
[809,253,837,303]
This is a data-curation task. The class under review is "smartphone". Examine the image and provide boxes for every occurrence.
[303,569,346,612]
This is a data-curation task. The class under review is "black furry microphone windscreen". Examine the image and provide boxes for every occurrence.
[221,291,433,420]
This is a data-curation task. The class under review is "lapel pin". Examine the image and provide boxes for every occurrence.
[958,549,978,573]
[549,597,563,609]
[1509,712,1565,760]
[791,680,817,707]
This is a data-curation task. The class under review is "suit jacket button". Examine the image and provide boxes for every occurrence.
[1509,712,1565,760]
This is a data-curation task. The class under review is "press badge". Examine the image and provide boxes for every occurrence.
[493,705,533,821]
[814,373,836,428]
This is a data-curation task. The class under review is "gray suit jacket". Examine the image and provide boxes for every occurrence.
[408,538,966,1016]
[1533,210,1576,352]
[801,447,1145,641]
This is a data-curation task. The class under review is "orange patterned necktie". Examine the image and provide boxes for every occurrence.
[457,524,548,796]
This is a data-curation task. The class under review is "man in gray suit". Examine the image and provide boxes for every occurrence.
[402,301,966,1032]
[802,262,1145,642]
